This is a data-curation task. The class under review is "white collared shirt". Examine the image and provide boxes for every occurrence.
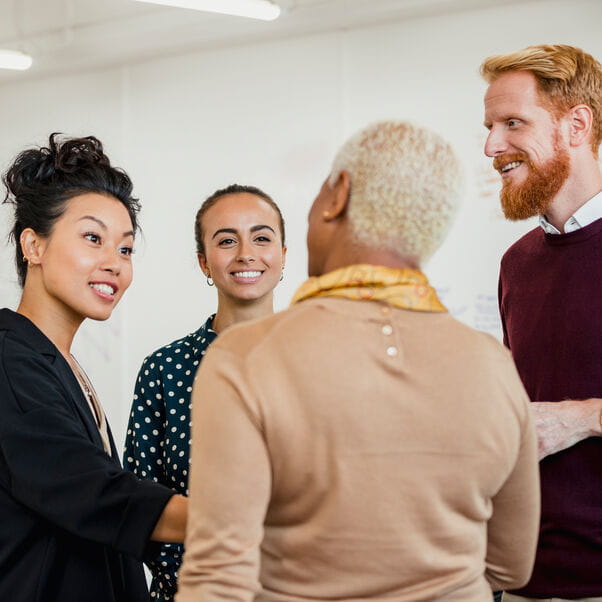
[539,190,602,234]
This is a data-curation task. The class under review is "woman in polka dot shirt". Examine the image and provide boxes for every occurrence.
[124,184,286,601]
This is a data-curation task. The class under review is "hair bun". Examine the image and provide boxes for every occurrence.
[52,134,109,173]
[3,133,112,201]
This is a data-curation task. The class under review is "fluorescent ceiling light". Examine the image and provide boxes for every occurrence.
[133,0,281,21]
[0,49,33,71]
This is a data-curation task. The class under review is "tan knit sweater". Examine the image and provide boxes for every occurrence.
[176,297,540,602]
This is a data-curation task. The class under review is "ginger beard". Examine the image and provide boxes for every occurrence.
[494,132,571,221]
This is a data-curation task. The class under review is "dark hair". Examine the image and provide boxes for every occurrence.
[2,133,140,287]
[194,183,285,255]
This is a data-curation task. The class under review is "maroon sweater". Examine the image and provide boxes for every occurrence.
[499,217,602,598]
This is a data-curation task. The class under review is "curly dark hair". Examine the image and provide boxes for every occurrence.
[2,133,140,287]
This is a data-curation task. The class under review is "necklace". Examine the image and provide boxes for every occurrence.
[70,355,102,427]
[68,355,112,456]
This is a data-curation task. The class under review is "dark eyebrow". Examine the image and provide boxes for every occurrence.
[79,215,106,229]
[211,227,237,240]
[251,225,276,235]
[78,215,134,238]
[211,225,275,240]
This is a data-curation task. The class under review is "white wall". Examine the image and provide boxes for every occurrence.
[1,0,601,450]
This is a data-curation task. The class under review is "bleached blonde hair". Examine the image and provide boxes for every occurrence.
[328,120,462,265]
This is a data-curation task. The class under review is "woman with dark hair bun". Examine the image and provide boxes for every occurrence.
[0,133,187,602]
[123,183,286,601]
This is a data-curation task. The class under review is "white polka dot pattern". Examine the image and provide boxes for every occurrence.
[123,315,217,601]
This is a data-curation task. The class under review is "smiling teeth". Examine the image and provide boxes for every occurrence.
[233,271,261,278]
[501,161,522,172]
[90,283,115,295]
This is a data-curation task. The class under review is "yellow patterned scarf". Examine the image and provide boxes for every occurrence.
[290,264,446,312]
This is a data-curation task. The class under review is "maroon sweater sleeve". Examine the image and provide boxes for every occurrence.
[498,219,602,598]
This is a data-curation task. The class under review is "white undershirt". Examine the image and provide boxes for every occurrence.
[71,356,112,457]
[539,190,602,234]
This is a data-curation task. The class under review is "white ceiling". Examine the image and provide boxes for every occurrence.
[0,0,541,85]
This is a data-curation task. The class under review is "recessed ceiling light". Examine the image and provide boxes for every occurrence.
[132,0,281,21]
[0,49,33,71]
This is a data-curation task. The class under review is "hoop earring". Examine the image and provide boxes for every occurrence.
[206,275,214,286]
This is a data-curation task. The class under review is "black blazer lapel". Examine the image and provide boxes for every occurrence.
[0,309,108,454]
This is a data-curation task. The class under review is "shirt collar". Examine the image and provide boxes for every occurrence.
[0,308,58,358]
[539,190,602,234]
[191,314,218,356]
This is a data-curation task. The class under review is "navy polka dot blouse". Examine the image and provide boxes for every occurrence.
[124,315,217,601]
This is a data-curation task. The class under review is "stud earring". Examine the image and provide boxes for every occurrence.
[322,211,331,219]
[206,275,214,286]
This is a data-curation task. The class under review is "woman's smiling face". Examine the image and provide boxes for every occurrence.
[24,192,135,324]
[198,192,286,304]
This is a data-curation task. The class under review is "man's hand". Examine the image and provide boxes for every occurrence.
[532,398,602,461]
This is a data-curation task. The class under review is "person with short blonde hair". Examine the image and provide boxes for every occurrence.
[481,44,602,601]
[176,120,540,602]
[328,120,461,263]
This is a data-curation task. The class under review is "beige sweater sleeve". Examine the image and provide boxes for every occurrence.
[485,360,541,591]
[176,346,269,602]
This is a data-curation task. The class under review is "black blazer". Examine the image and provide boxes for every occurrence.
[0,309,174,602]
